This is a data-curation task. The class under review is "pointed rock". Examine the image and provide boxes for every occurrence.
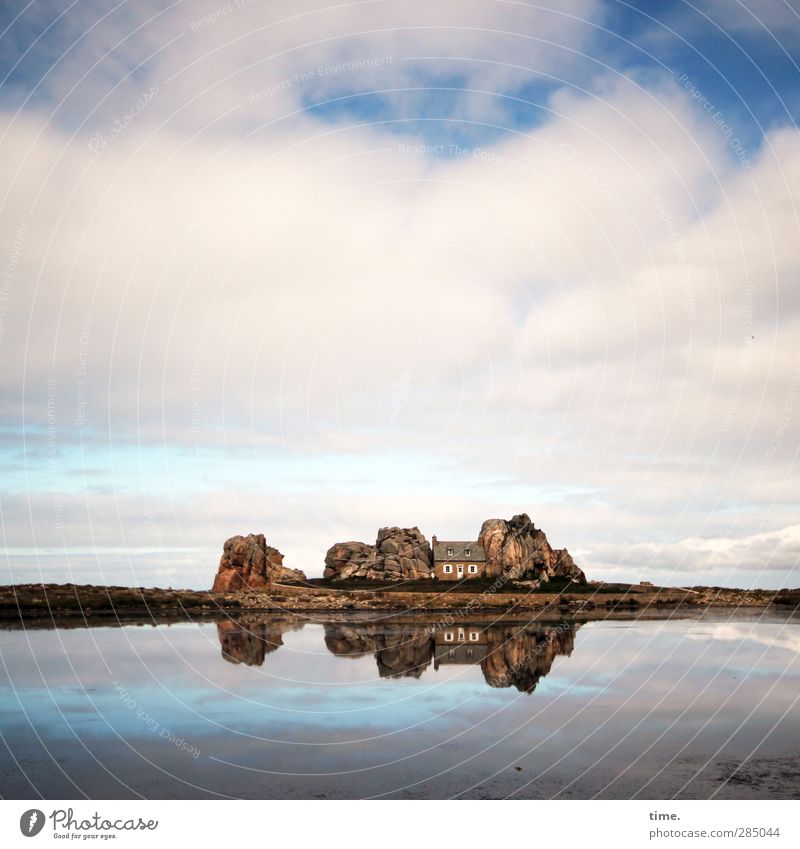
[212,533,306,592]
[478,514,586,583]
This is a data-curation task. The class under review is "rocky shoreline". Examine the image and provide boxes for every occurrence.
[3,515,796,622]
[1,580,797,622]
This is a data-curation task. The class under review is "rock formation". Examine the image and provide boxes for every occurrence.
[323,541,377,581]
[213,515,585,589]
[212,533,306,592]
[478,513,586,584]
[323,526,432,581]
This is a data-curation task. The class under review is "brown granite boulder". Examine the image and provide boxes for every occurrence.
[323,541,377,580]
[323,526,432,581]
[478,514,586,583]
[552,547,581,580]
[212,533,306,592]
[376,526,432,580]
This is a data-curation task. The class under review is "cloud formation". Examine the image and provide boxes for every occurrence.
[0,0,798,587]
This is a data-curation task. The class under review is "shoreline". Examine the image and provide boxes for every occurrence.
[1,581,797,622]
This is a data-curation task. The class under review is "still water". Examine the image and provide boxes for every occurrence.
[1,609,798,799]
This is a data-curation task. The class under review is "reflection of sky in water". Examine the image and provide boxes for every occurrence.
[1,611,798,799]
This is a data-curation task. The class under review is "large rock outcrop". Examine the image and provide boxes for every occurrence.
[322,517,585,583]
[323,541,377,581]
[479,514,586,584]
[323,526,432,581]
[212,533,306,592]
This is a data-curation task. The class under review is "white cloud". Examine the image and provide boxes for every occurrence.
[7,0,607,134]
[589,524,800,587]
[1,1,798,587]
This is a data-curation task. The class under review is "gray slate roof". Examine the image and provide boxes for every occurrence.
[433,541,486,562]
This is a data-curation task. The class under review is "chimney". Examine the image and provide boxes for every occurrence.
[432,534,437,545]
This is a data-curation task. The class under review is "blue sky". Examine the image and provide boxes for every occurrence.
[1,0,799,588]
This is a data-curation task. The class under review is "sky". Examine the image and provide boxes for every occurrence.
[0,0,798,590]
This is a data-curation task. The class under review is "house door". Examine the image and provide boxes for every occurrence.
[457,565,464,577]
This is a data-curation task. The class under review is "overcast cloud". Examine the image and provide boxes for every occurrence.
[1,0,798,588]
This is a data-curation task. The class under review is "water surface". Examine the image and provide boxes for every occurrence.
[1,609,798,799]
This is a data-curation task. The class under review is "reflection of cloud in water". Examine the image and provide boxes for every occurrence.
[3,613,800,799]
[685,622,800,656]
[216,616,580,694]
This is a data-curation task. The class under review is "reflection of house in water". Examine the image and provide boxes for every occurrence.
[435,623,579,693]
[324,621,580,692]
[214,615,580,693]
[434,626,489,668]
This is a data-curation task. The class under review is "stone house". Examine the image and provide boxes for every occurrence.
[431,536,487,580]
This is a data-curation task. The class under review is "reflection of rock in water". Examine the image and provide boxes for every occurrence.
[324,621,579,689]
[216,616,579,689]
[480,624,577,693]
[433,622,578,693]
[324,624,434,679]
[217,616,301,666]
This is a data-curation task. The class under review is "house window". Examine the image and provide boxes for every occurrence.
[457,564,464,576]
[458,629,465,641]
[443,564,452,574]
[470,632,479,641]
[444,632,454,642]
[447,547,454,556]
[464,548,471,557]
[468,564,477,574]
[466,648,473,658]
